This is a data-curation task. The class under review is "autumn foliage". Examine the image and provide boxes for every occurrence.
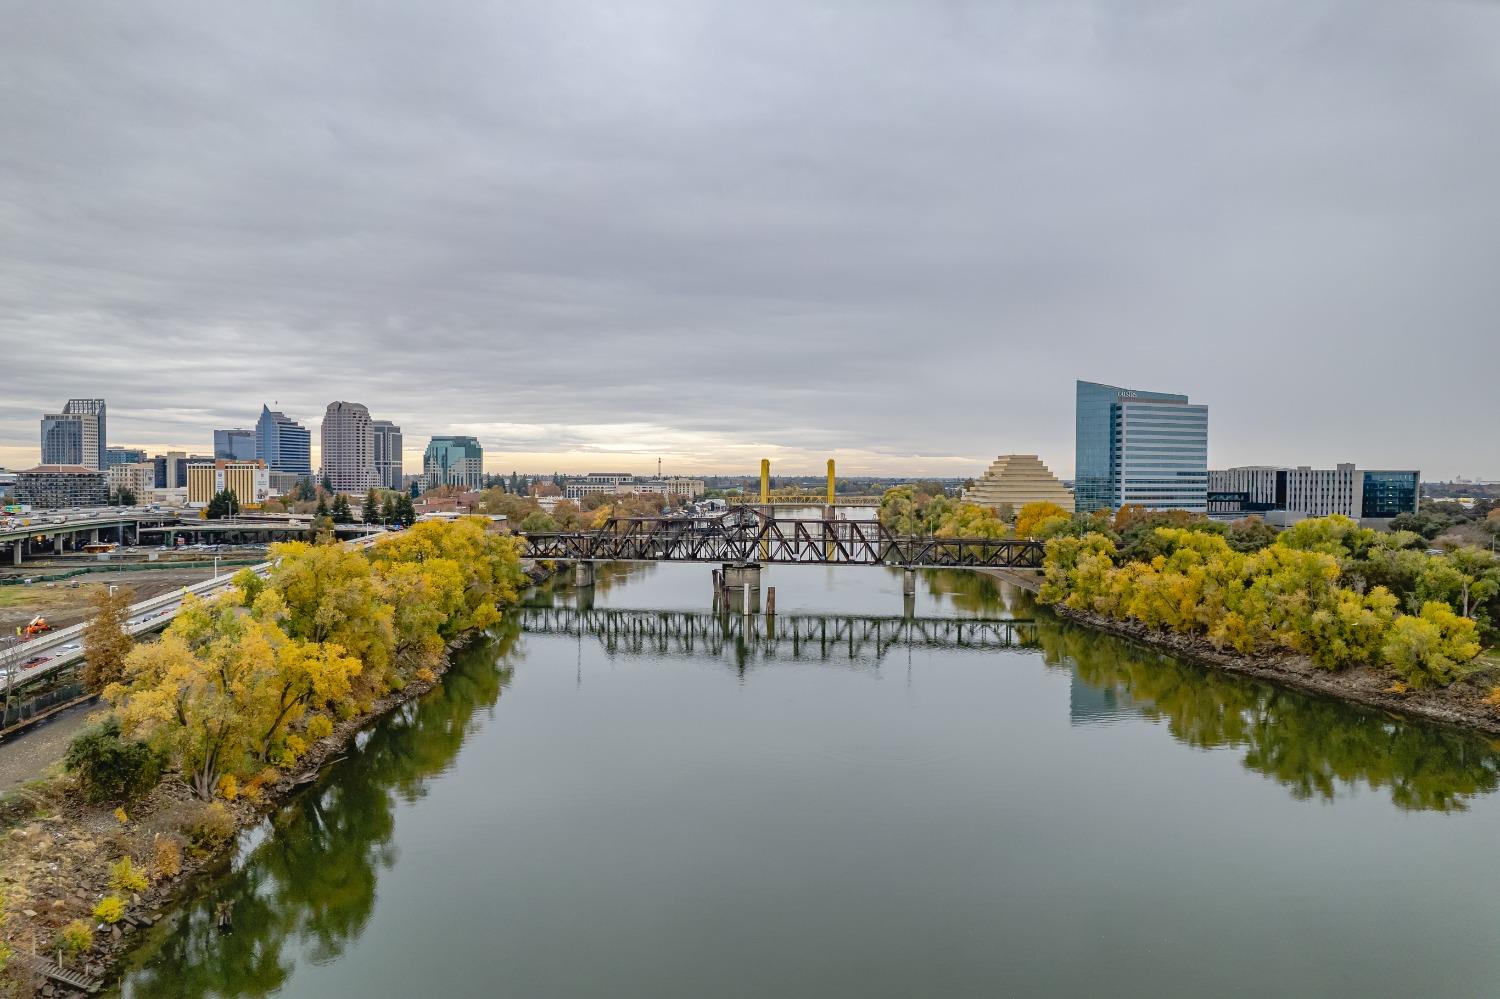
[103,518,526,799]
[1039,516,1483,688]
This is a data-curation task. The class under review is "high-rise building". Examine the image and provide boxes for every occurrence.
[214,428,257,461]
[1208,465,1420,523]
[39,398,106,469]
[255,405,313,476]
[321,401,377,494]
[105,446,147,468]
[423,436,484,490]
[371,420,403,491]
[1075,380,1208,514]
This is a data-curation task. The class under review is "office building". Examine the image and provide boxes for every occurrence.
[107,462,156,502]
[39,399,107,470]
[423,436,485,490]
[371,420,403,491]
[1075,380,1208,514]
[104,446,147,468]
[962,455,1075,513]
[151,451,209,490]
[15,465,109,508]
[214,428,258,461]
[255,405,313,476]
[321,401,377,493]
[40,414,83,467]
[1208,465,1420,524]
[187,459,271,506]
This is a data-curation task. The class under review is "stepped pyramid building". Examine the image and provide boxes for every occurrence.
[963,454,1075,513]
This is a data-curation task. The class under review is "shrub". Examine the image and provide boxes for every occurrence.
[56,919,94,960]
[305,714,334,740]
[217,774,239,802]
[1382,602,1483,689]
[108,856,149,893]
[152,836,183,879]
[180,801,237,849]
[64,719,163,804]
[92,895,126,924]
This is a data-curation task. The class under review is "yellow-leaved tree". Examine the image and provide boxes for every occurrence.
[1015,501,1070,539]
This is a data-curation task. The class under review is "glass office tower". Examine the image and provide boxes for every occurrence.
[1075,380,1208,513]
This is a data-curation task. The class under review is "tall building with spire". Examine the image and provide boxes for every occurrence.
[255,404,312,476]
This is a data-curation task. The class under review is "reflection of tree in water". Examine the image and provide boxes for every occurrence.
[523,562,656,609]
[118,621,521,998]
[921,570,1040,618]
[1037,617,1500,812]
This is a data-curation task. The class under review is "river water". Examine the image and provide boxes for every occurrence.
[113,563,1500,998]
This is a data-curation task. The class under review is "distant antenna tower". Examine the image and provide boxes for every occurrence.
[657,457,662,477]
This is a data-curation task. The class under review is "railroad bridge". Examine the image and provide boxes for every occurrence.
[522,507,1044,576]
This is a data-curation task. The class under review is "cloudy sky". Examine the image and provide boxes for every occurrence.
[2,1,1497,479]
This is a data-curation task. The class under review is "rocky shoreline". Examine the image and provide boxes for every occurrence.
[1049,604,1500,737]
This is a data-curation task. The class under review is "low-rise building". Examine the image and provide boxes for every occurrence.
[15,465,109,508]
[962,454,1074,513]
[187,459,271,506]
[423,436,484,491]
[107,461,157,501]
[1208,464,1419,524]
[561,473,704,501]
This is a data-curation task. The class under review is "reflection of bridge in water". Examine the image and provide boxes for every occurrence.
[516,606,1038,662]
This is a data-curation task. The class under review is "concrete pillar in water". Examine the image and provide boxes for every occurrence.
[903,568,917,596]
[722,562,761,591]
[766,585,776,616]
[574,560,596,587]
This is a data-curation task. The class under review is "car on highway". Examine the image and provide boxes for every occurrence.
[22,655,48,670]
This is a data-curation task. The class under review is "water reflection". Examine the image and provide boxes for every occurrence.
[519,592,1500,814]
[1036,619,1500,812]
[116,622,521,998]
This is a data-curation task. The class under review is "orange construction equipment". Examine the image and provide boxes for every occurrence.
[22,615,52,637]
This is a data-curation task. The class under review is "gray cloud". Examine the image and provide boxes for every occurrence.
[2,0,1497,477]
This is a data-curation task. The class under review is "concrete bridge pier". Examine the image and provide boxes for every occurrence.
[574,560,596,587]
[53,534,64,555]
[902,569,917,597]
[10,544,20,565]
[89,528,100,545]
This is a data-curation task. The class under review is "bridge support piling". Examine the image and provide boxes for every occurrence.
[766,586,776,616]
[574,560,596,588]
[53,535,64,555]
[903,569,917,597]
[722,562,761,592]
[10,544,20,565]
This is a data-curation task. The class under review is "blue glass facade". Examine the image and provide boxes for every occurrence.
[1075,380,1208,513]
[255,405,313,476]
[1360,471,1419,519]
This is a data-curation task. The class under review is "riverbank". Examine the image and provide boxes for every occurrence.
[1,554,554,995]
[1049,604,1500,737]
[0,628,479,996]
[974,565,1500,736]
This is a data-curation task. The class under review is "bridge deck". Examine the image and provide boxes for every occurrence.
[524,510,1043,569]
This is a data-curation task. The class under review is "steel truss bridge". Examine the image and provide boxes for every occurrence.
[517,606,1038,661]
[523,508,1045,569]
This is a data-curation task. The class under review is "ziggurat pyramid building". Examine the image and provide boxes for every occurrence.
[963,454,1075,513]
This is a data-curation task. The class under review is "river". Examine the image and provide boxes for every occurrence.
[112,563,1500,998]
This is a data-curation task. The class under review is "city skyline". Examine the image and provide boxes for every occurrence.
[3,3,1499,480]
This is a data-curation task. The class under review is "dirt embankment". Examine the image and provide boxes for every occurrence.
[1049,604,1500,737]
[0,637,470,997]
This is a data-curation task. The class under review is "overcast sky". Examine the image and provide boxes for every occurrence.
[2,1,1497,479]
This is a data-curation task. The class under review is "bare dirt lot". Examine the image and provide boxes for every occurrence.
[0,566,222,633]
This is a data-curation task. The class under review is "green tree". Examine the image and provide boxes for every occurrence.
[205,489,241,519]
[331,494,354,524]
[361,489,381,524]
[112,487,138,506]
[64,718,164,803]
